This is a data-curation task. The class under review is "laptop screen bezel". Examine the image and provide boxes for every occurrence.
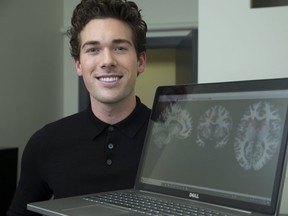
[135,78,288,215]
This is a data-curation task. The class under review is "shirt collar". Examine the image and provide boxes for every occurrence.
[86,97,149,139]
[114,97,149,138]
[86,109,107,139]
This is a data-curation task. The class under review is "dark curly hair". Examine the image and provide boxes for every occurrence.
[67,0,147,60]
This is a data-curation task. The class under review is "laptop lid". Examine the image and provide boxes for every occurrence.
[135,78,288,215]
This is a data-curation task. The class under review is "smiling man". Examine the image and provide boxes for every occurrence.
[76,18,146,124]
[7,1,150,215]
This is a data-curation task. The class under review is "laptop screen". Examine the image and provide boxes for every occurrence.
[136,78,288,214]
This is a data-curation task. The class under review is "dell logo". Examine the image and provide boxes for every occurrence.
[189,192,199,199]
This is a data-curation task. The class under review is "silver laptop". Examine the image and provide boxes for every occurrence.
[28,78,288,216]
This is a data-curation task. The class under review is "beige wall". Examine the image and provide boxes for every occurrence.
[136,49,176,108]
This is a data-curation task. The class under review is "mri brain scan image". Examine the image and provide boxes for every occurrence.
[234,101,282,171]
[152,103,192,148]
[196,105,233,149]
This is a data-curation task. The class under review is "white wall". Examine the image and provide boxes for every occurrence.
[198,0,288,83]
[198,1,288,213]
[133,0,198,37]
[0,0,63,178]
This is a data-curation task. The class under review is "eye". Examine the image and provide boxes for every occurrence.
[114,46,128,53]
[86,47,99,53]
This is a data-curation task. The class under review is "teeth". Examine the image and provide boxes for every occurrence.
[99,77,119,82]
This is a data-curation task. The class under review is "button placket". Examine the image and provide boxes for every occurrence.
[106,158,113,166]
[105,125,115,166]
[108,143,114,150]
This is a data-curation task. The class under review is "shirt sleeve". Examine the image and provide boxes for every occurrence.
[7,130,53,216]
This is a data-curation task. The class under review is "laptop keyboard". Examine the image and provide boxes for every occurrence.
[83,191,233,216]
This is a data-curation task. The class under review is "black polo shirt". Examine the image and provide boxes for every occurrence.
[7,97,150,216]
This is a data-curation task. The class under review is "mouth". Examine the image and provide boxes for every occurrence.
[97,76,123,83]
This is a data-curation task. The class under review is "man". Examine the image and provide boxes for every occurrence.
[7,0,150,215]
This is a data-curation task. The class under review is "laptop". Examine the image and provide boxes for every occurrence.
[28,78,288,216]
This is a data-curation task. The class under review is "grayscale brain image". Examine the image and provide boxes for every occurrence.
[141,95,288,200]
[197,105,233,149]
[152,103,193,149]
[234,101,282,171]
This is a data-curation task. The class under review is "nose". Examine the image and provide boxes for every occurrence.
[101,49,116,68]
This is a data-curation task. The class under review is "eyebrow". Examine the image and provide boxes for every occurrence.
[81,39,133,50]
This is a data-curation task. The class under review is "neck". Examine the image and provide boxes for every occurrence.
[90,96,137,125]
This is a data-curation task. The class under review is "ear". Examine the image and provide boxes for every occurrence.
[137,51,147,76]
[75,59,83,77]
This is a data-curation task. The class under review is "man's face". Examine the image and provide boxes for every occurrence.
[75,18,146,106]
